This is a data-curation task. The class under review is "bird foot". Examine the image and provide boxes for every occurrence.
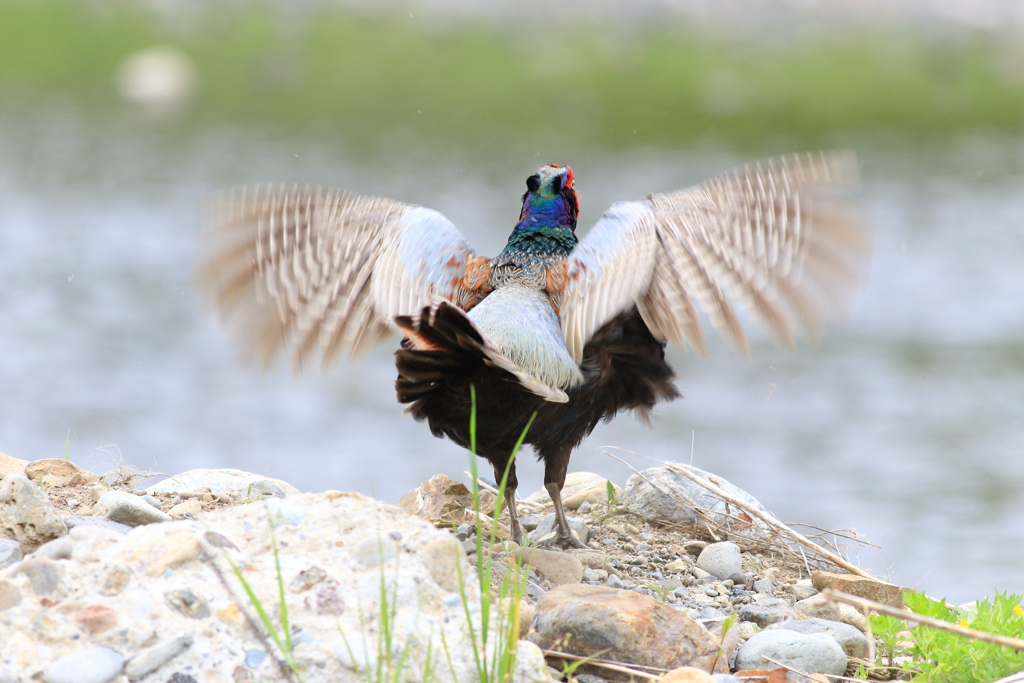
[558,535,590,550]
[536,531,589,550]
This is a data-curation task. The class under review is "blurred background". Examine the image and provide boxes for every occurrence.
[1,0,1024,604]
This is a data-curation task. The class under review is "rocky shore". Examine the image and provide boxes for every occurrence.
[0,451,909,683]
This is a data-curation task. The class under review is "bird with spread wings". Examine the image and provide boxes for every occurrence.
[198,151,870,548]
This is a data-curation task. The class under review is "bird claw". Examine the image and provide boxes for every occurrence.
[537,531,588,550]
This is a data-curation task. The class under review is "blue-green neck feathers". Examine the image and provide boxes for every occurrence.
[501,164,579,257]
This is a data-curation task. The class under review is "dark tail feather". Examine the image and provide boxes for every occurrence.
[395,302,490,407]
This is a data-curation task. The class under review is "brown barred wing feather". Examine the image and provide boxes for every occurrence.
[558,151,871,360]
[197,185,488,372]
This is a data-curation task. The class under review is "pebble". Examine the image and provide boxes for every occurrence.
[0,540,22,570]
[788,579,819,601]
[25,459,100,488]
[34,536,74,560]
[124,634,194,679]
[735,629,848,677]
[514,548,584,586]
[0,474,68,551]
[168,500,203,517]
[45,647,124,683]
[770,618,871,659]
[529,513,590,545]
[794,594,842,622]
[528,584,726,673]
[683,540,707,556]
[0,580,22,611]
[93,491,172,526]
[737,597,798,628]
[16,558,62,595]
[247,479,287,501]
[752,578,774,595]
[606,574,624,589]
[455,524,474,541]
[696,542,742,580]
[660,667,717,682]
[582,567,608,582]
[61,515,132,535]
[726,573,748,588]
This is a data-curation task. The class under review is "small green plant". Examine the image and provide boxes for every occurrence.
[902,590,1024,683]
[341,538,435,683]
[221,512,305,683]
[605,480,618,506]
[709,613,737,673]
[869,613,911,671]
[451,384,535,683]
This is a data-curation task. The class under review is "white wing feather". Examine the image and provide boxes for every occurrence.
[559,151,870,361]
[198,186,479,372]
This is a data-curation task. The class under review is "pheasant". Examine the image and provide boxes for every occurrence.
[197,152,870,548]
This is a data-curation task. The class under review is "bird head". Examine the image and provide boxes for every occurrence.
[520,164,580,229]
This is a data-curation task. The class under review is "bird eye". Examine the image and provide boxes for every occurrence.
[526,175,540,192]
[550,175,563,193]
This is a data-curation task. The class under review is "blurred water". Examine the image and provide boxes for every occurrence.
[1,110,1023,603]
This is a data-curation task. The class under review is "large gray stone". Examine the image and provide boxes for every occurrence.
[93,491,171,526]
[620,464,770,535]
[696,542,742,580]
[0,474,68,551]
[735,629,847,678]
[769,618,871,659]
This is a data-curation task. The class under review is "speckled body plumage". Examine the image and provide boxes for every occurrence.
[199,153,871,548]
[394,165,678,543]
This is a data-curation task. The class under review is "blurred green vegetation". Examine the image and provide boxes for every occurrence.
[2,1,1023,151]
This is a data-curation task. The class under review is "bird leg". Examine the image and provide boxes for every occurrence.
[544,447,589,549]
[492,460,522,545]
[504,486,522,545]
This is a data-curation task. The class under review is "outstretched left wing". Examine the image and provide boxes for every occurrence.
[197,185,491,372]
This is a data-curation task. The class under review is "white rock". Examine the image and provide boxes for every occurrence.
[0,539,22,570]
[0,474,67,551]
[93,491,171,526]
[124,633,193,679]
[144,468,299,496]
[697,542,742,580]
[45,647,124,683]
[0,490,556,683]
[620,464,771,539]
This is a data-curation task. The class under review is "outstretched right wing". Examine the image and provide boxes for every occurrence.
[557,151,871,362]
[197,186,492,372]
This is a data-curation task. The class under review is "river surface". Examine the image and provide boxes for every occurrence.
[1,110,1023,603]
